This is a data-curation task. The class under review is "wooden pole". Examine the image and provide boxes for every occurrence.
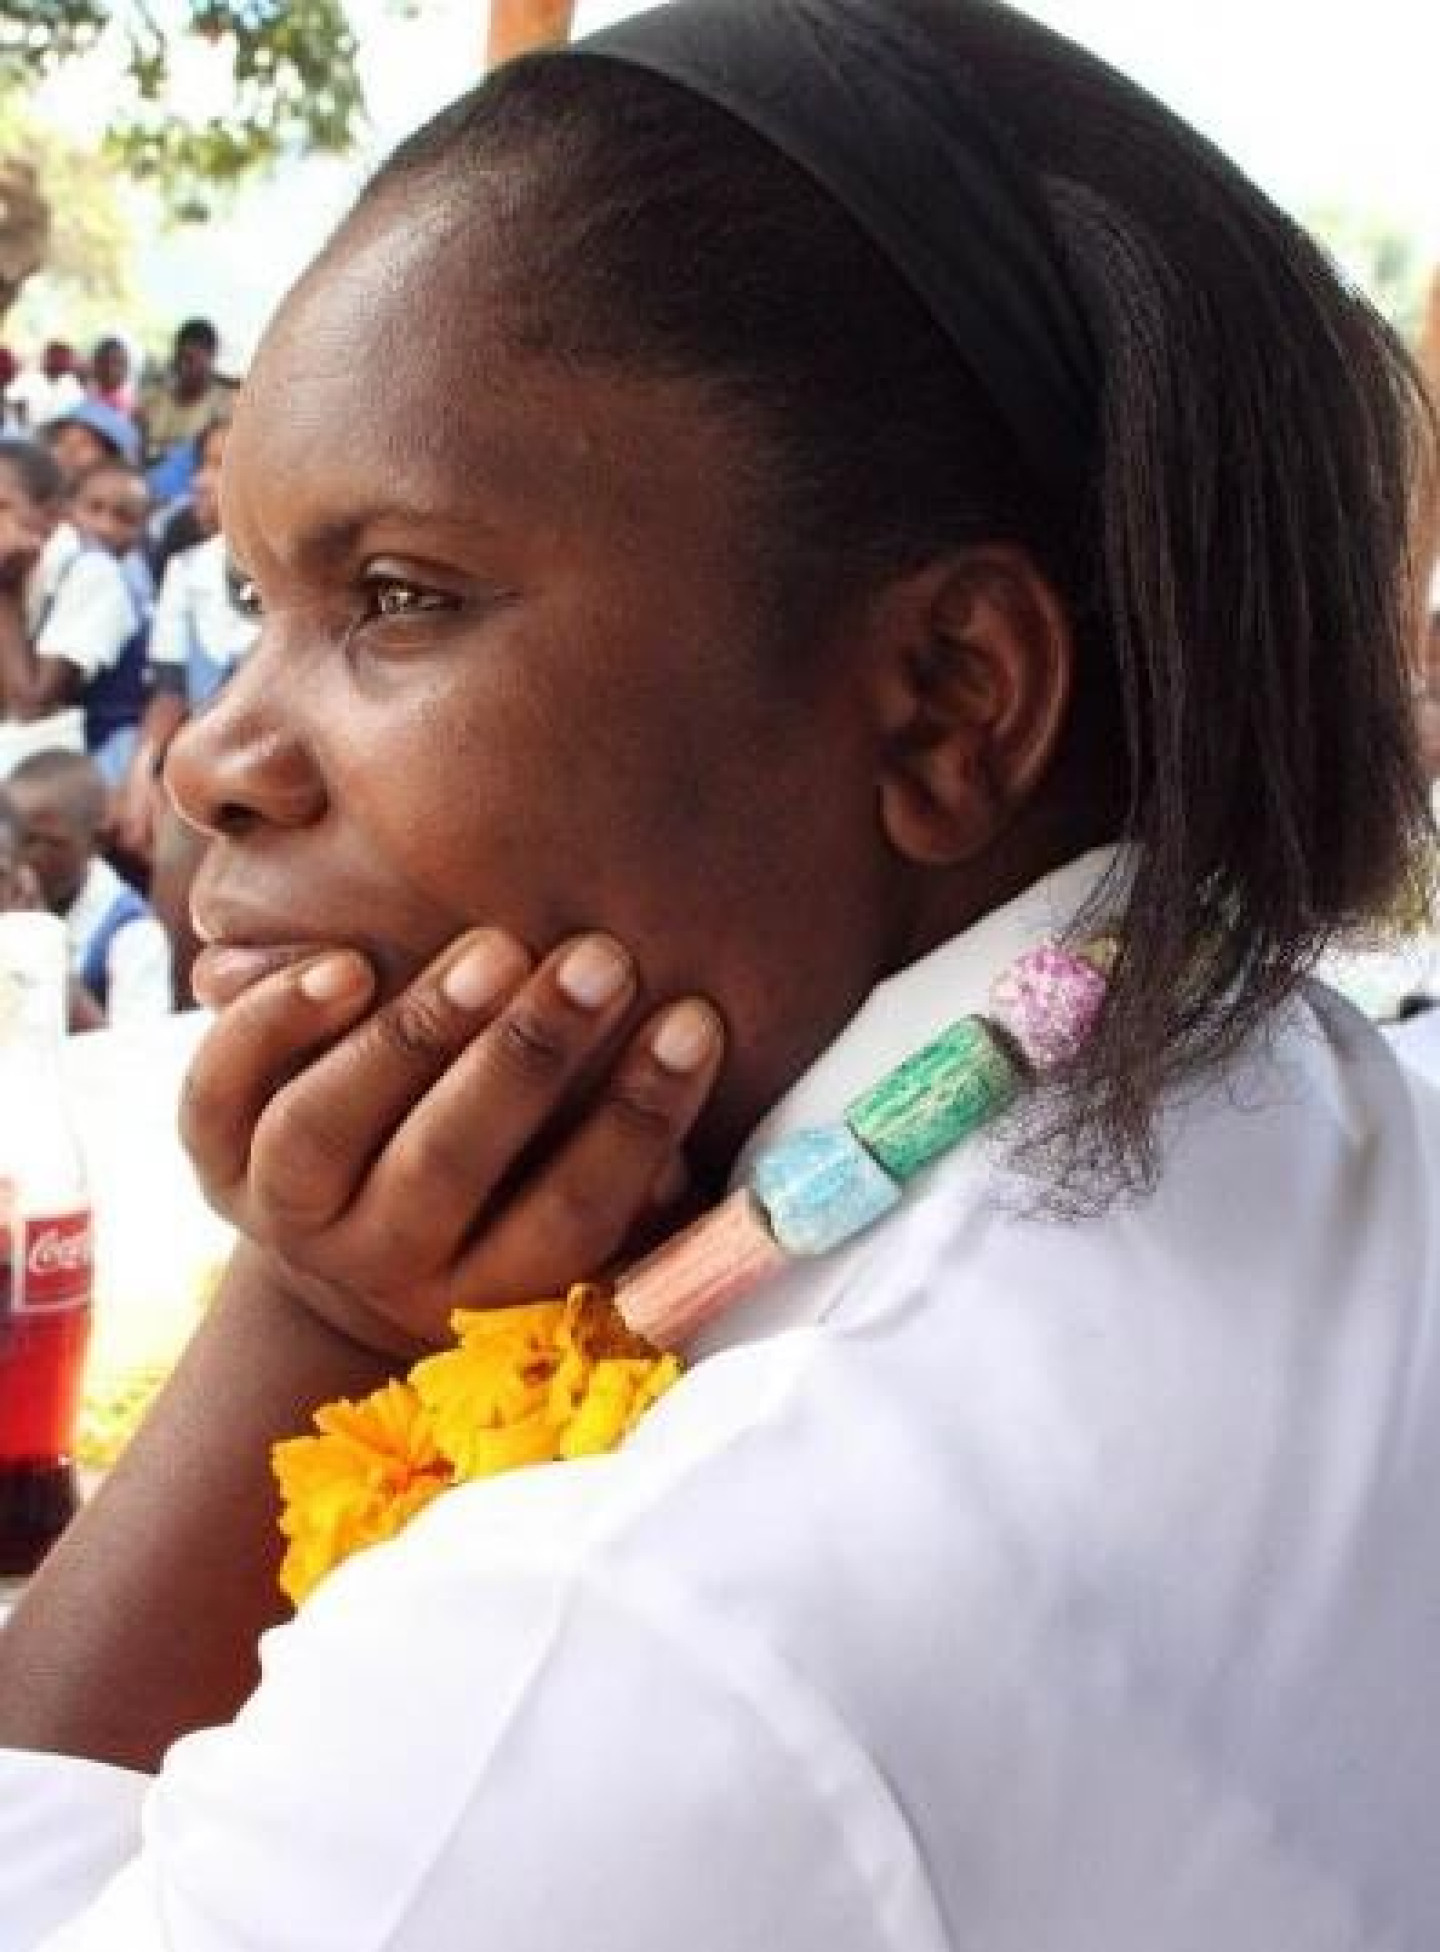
[485,0,576,68]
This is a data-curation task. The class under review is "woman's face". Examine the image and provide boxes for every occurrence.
[167,213,904,1172]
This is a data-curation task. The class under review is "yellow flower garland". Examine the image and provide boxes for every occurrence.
[272,1286,680,1606]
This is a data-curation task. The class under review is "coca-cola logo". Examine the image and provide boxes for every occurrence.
[3,1211,93,1313]
[27,1222,92,1278]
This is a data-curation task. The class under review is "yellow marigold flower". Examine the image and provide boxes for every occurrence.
[274,1287,681,1606]
[562,1354,682,1457]
[412,1299,573,1480]
[413,1287,678,1480]
[272,1379,453,1607]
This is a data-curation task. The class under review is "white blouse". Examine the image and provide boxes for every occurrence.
[4,851,1440,1951]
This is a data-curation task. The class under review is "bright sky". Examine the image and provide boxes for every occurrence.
[39,0,1440,357]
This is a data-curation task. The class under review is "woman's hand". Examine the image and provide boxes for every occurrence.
[180,930,724,1357]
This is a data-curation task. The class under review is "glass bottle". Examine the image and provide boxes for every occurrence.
[0,913,93,1576]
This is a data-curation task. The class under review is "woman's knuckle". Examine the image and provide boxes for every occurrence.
[387,1124,473,1204]
[492,1006,568,1082]
[372,990,459,1067]
[252,1098,349,1211]
[599,1080,675,1147]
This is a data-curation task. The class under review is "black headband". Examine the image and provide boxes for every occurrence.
[572,0,1098,494]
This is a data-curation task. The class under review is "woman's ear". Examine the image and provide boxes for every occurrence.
[867,545,1075,867]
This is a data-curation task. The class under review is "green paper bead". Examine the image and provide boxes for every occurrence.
[845,1015,1019,1182]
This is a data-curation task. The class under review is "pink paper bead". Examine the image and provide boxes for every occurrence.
[615,1188,788,1349]
[987,944,1109,1073]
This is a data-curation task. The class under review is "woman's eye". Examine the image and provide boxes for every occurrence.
[366,578,454,620]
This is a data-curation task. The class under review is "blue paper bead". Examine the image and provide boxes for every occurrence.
[749,1124,902,1257]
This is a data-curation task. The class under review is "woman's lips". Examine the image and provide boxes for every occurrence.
[190,941,328,1009]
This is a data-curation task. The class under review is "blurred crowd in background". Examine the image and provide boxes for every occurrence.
[0,320,255,1029]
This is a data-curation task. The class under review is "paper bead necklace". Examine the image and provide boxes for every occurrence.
[616,940,1111,1347]
[272,938,1110,1604]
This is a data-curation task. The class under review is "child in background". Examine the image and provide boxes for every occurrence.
[115,419,254,867]
[88,337,136,419]
[0,437,140,783]
[67,457,155,802]
[6,747,170,1030]
[44,400,141,491]
[69,460,149,568]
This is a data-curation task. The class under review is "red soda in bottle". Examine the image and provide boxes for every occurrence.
[0,913,93,1576]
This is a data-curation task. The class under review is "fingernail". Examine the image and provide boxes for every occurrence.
[299,953,371,1004]
[556,935,631,1010]
[442,930,528,1012]
[650,999,719,1073]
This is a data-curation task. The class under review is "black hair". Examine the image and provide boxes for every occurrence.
[8,748,107,834]
[176,318,219,354]
[0,787,19,850]
[360,6,1434,1198]
[93,335,126,359]
[0,435,64,509]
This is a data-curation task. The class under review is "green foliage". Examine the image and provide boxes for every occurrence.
[0,1,106,85]
[0,100,130,297]
[0,0,365,212]
[0,96,136,332]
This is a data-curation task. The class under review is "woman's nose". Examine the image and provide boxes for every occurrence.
[164,662,327,840]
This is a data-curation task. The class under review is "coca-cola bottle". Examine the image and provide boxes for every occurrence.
[0,911,93,1576]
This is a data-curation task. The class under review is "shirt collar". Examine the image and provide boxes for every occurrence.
[693,845,1125,1358]
[733,845,1125,1177]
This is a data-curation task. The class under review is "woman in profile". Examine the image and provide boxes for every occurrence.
[1,4,1437,1947]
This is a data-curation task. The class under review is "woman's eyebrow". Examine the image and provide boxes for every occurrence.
[283,499,503,568]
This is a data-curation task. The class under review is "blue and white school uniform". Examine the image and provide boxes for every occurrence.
[63,858,172,1027]
[146,535,258,709]
[6,526,140,783]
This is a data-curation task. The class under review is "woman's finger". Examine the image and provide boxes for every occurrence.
[179,951,378,1202]
[246,931,635,1245]
[240,928,533,1235]
[444,996,725,1306]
